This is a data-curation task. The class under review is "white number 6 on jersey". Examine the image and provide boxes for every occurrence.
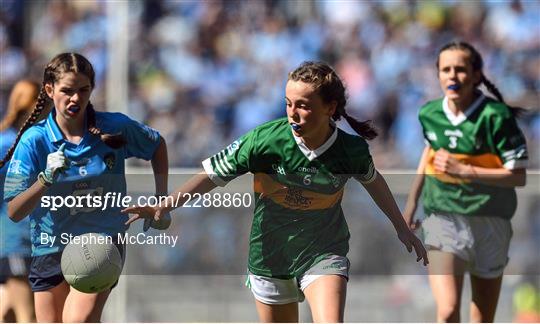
[303,174,312,186]
[79,166,88,177]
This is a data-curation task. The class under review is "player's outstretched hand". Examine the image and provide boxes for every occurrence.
[122,205,169,228]
[397,228,429,266]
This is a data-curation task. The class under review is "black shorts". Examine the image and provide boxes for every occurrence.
[29,243,125,292]
[0,254,32,283]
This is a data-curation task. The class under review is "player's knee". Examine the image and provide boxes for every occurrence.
[63,308,100,323]
[437,304,460,322]
[37,311,62,323]
[2,308,16,323]
[470,309,495,323]
[313,313,343,323]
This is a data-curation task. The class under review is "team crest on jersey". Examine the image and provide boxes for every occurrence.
[104,153,116,170]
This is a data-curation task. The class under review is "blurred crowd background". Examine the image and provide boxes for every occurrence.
[0,0,538,168]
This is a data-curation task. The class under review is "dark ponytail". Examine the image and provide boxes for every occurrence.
[340,112,378,141]
[288,61,378,140]
[481,75,504,103]
[480,74,525,116]
[0,86,51,169]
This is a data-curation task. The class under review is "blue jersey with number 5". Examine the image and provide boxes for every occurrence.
[4,110,160,256]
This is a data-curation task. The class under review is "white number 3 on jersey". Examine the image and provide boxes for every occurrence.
[448,136,458,149]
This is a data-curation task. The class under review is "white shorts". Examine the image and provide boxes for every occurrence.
[422,213,512,278]
[247,255,349,305]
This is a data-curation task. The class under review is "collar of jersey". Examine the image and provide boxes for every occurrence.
[292,121,338,161]
[442,92,485,126]
[45,109,89,145]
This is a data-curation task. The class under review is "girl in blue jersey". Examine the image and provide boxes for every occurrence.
[404,42,528,322]
[123,61,428,322]
[1,53,169,322]
[0,80,40,322]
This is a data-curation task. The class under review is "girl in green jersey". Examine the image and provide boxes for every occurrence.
[124,61,428,322]
[404,42,528,322]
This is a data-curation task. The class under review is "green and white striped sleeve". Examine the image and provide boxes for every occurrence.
[202,131,255,186]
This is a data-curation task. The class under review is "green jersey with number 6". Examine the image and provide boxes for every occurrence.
[203,117,376,278]
[419,93,528,219]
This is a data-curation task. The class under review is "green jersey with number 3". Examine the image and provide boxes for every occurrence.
[203,117,376,278]
[419,93,528,219]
